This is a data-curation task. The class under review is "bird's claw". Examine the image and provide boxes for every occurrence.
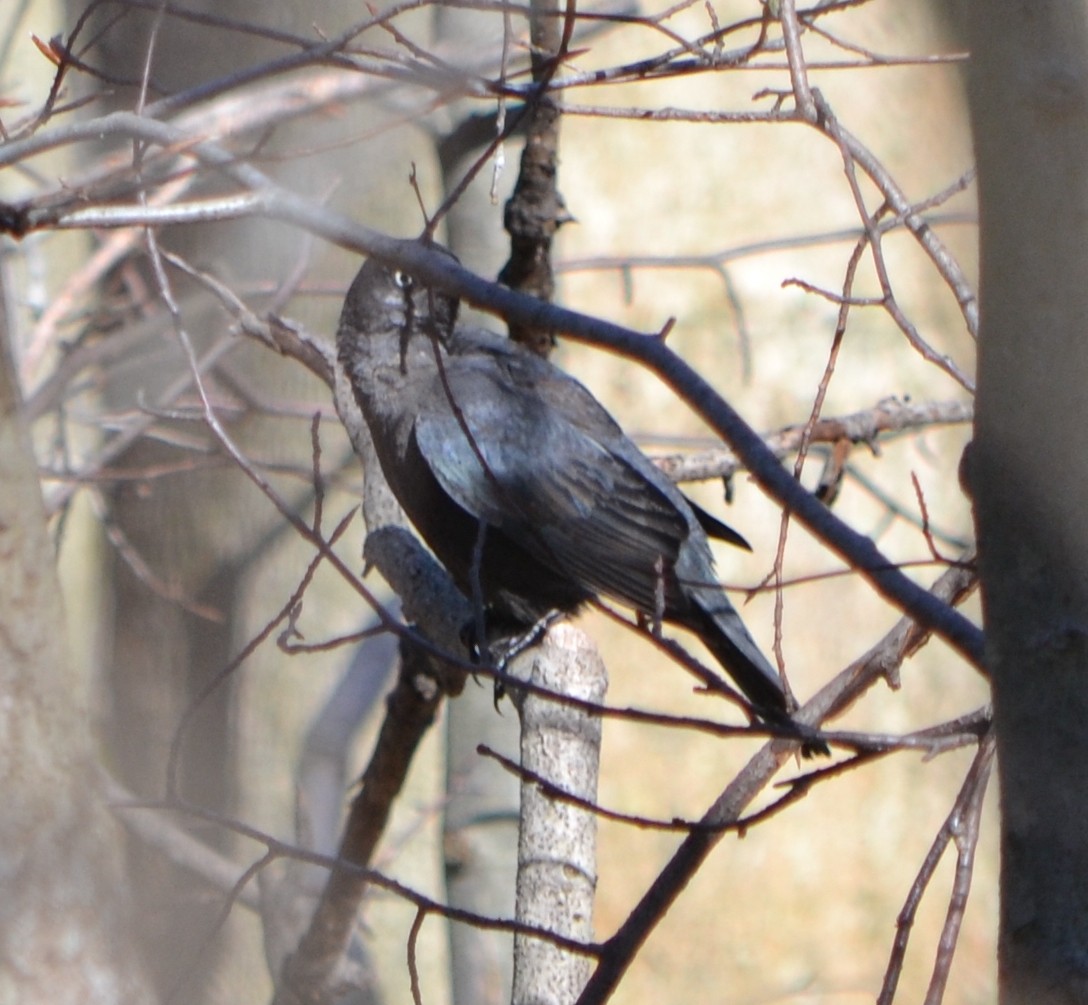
[477,611,565,709]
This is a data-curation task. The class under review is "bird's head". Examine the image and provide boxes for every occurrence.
[339,251,460,345]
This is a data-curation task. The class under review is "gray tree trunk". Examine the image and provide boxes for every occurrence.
[966,3,1088,1001]
[0,298,154,1005]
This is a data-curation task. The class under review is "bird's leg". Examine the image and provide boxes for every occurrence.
[494,610,565,672]
[459,618,490,665]
[458,605,563,706]
[458,614,505,709]
[488,610,566,710]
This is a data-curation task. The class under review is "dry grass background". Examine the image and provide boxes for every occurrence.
[10,0,994,1000]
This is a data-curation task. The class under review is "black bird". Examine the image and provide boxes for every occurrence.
[337,249,795,725]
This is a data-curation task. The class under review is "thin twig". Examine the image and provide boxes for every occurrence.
[877,731,995,1005]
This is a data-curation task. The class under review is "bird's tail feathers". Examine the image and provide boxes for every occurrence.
[687,596,788,715]
[687,597,830,756]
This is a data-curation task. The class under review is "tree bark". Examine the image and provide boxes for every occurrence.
[510,625,606,1005]
[966,3,1088,1001]
[0,302,153,1005]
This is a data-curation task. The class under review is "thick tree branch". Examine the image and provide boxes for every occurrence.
[0,115,984,670]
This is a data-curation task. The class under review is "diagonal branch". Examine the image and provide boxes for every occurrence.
[576,555,979,1004]
[2,111,985,670]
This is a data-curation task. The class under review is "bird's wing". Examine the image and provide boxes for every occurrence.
[413,361,691,612]
[454,333,753,554]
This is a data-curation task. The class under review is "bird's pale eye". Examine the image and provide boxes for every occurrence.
[393,270,413,291]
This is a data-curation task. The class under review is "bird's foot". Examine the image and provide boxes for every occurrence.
[494,610,564,672]
[488,611,566,710]
[459,610,563,707]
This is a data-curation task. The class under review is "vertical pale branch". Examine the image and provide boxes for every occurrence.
[510,624,607,1005]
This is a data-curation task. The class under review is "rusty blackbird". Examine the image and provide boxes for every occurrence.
[337,249,801,729]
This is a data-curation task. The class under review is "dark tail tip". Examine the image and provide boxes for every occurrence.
[759,702,830,758]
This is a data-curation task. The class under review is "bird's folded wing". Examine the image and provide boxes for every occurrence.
[453,335,753,555]
[414,366,691,611]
